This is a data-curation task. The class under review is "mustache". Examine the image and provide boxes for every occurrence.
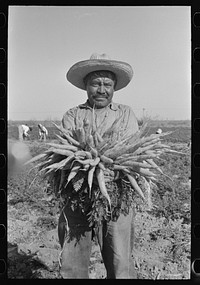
[93,94,108,98]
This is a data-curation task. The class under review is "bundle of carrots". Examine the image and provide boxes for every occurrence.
[26,115,183,219]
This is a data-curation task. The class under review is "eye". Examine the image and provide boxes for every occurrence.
[90,81,99,87]
[104,83,113,88]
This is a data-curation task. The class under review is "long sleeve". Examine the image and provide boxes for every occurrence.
[123,106,139,136]
[61,107,78,132]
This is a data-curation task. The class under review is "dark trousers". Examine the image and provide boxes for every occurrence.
[58,205,136,279]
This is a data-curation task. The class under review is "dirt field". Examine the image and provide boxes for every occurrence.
[7,121,191,279]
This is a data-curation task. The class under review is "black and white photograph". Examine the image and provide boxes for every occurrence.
[8,6,191,279]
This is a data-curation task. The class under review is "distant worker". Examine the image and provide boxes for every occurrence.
[18,124,32,141]
[38,124,48,141]
[156,128,162,134]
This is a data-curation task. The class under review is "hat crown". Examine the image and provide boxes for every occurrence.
[90,53,111,60]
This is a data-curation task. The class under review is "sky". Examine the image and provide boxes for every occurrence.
[8,6,191,121]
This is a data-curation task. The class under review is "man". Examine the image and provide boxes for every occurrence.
[38,123,48,141]
[18,124,32,141]
[58,53,139,279]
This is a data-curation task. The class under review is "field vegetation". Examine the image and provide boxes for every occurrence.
[8,120,191,279]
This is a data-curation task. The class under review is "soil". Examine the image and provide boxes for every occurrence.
[8,190,190,279]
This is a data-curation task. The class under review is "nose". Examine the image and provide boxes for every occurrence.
[98,84,106,94]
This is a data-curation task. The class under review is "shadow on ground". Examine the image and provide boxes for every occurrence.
[8,242,61,279]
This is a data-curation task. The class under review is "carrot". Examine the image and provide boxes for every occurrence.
[89,146,98,158]
[55,134,76,146]
[62,155,75,169]
[65,163,81,186]
[41,154,62,168]
[141,137,161,147]
[100,155,114,165]
[105,168,115,177]
[96,167,112,214]
[46,142,78,152]
[42,157,73,171]
[25,153,47,165]
[85,151,93,159]
[51,149,74,156]
[144,150,157,155]
[115,153,137,161]
[52,122,81,147]
[116,154,157,164]
[95,131,104,143]
[74,154,86,160]
[83,118,91,138]
[52,122,72,137]
[97,139,111,153]
[150,144,170,150]
[62,133,82,147]
[137,168,157,177]
[89,157,100,167]
[103,140,142,158]
[104,176,114,183]
[51,121,64,131]
[92,132,98,148]
[87,134,95,148]
[75,158,94,165]
[139,131,172,145]
[113,164,131,173]
[118,132,140,146]
[76,128,86,146]
[126,174,145,200]
[131,144,157,156]
[75,114,83,129]
[44,147,55,153]
[163,149,185,155]
[145,159,173,181]
[74,150,87,158]
[121,161,153,169]
[83,164,90,171]
[88,165,96,197]
[28,159,52,172]
[146,158,163,174]
[98,162,106,171]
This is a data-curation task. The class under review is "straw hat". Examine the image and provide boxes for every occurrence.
[66,53,133,91]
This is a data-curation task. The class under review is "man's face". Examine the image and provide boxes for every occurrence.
[85,72,115,109]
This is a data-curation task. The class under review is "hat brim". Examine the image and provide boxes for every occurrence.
[66,59,133,91]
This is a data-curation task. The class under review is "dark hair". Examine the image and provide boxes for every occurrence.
[83,70,117,89]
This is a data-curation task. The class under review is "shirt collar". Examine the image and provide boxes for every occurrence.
[78,100,118,111]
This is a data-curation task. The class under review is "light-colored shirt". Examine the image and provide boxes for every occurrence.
[21,125,30,136]
[38,124,48,135]
[62,100,139,137]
